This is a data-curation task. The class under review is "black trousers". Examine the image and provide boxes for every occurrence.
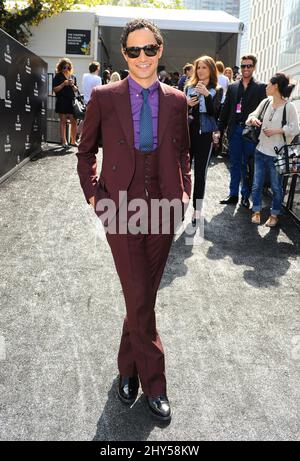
[192,132,213,210]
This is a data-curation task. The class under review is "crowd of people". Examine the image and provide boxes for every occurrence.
[53,50,299,228]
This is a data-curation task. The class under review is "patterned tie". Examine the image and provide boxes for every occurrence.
[139,88,153,152]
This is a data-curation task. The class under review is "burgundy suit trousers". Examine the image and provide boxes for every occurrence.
[106,149,174,397]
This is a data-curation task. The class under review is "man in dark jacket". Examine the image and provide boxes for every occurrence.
[218,54,266,207]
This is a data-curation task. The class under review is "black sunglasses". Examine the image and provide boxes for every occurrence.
[124,44,160,59]
[241,64,254,69]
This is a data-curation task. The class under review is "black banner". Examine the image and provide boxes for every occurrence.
[0,28,48,179]
[66,29,91,55]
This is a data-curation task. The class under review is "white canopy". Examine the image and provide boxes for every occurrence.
[95,5,244,34]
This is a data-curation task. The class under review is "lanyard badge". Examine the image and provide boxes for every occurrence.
[236,101,242,114]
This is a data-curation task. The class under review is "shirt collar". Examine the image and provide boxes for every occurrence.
[128,75,159,94]
[240,77,254,88]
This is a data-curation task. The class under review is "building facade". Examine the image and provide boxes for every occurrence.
[279,0,300,105]
[247,0,283,83]
[183,0,240,17]
[239,0,252,57]
[243,0,300,104]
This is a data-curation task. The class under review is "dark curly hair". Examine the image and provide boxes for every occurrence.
[55,57,73,74]
[241,54,257,67]
[120,18,164,49]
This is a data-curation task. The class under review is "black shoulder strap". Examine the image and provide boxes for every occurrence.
[282,103,288,144]
[258,98,271,120]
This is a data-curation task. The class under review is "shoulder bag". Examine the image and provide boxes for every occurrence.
[73,92,86,120]
[273,103,300,175]
[242,99,271,145]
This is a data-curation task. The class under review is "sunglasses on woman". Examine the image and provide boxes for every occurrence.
[124,44,160,59]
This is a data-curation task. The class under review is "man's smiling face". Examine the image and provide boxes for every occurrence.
[122,27,163,88]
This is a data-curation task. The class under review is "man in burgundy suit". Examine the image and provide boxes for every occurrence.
[77,19,191,422]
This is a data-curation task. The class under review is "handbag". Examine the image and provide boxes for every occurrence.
[273,103,300,175]
[242,124,261,144]
[242,99,271,145]
[72,93,86,120]
[273,144,300,175]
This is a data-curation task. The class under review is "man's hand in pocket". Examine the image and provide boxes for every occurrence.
[89,196,96,208]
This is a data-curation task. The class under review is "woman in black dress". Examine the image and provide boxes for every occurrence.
[185,56,223,225]
[53,58,78,147]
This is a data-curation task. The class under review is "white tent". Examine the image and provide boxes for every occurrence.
[95,6,244,72]
[95,5,243,33]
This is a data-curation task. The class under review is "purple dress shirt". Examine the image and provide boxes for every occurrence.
[128,76,159,150]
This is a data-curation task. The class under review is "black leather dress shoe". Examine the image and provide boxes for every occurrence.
[220,195,238,205]
[147,395,171,421]
[117,375,139,405]
[241,196,250,208]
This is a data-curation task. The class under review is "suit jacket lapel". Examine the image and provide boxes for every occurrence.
[112,77,134,152]
[158,83,172,147]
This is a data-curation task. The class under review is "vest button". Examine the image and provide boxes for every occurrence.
[172,138,177,143]
[112,165,117,171]
[118,139,125,144]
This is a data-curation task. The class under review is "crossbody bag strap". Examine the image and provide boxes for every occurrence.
[281,102,290,173]
[258,98,271,121]
[281,102,288,144]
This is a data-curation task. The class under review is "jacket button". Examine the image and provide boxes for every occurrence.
[172,138,177,143]
[112,165,117,171]
[118,139,125,144]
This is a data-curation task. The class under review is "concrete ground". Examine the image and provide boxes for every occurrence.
[0,145,299,441]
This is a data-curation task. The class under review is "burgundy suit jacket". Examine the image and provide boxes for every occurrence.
[77,77,191,211]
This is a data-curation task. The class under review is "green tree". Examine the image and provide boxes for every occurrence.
[0,1,76,44]
[124,0,183,8]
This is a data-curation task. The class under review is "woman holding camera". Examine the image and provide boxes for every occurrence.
[53,58,78,148]
[246,73,299,227]
[185,56,223,225]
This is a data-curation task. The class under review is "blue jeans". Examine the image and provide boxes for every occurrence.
[252,150,283,215]
[228,124,256,198]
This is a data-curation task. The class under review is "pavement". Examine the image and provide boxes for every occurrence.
[0,144,299,441]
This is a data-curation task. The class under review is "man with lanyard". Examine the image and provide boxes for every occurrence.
[218,54,266,207]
